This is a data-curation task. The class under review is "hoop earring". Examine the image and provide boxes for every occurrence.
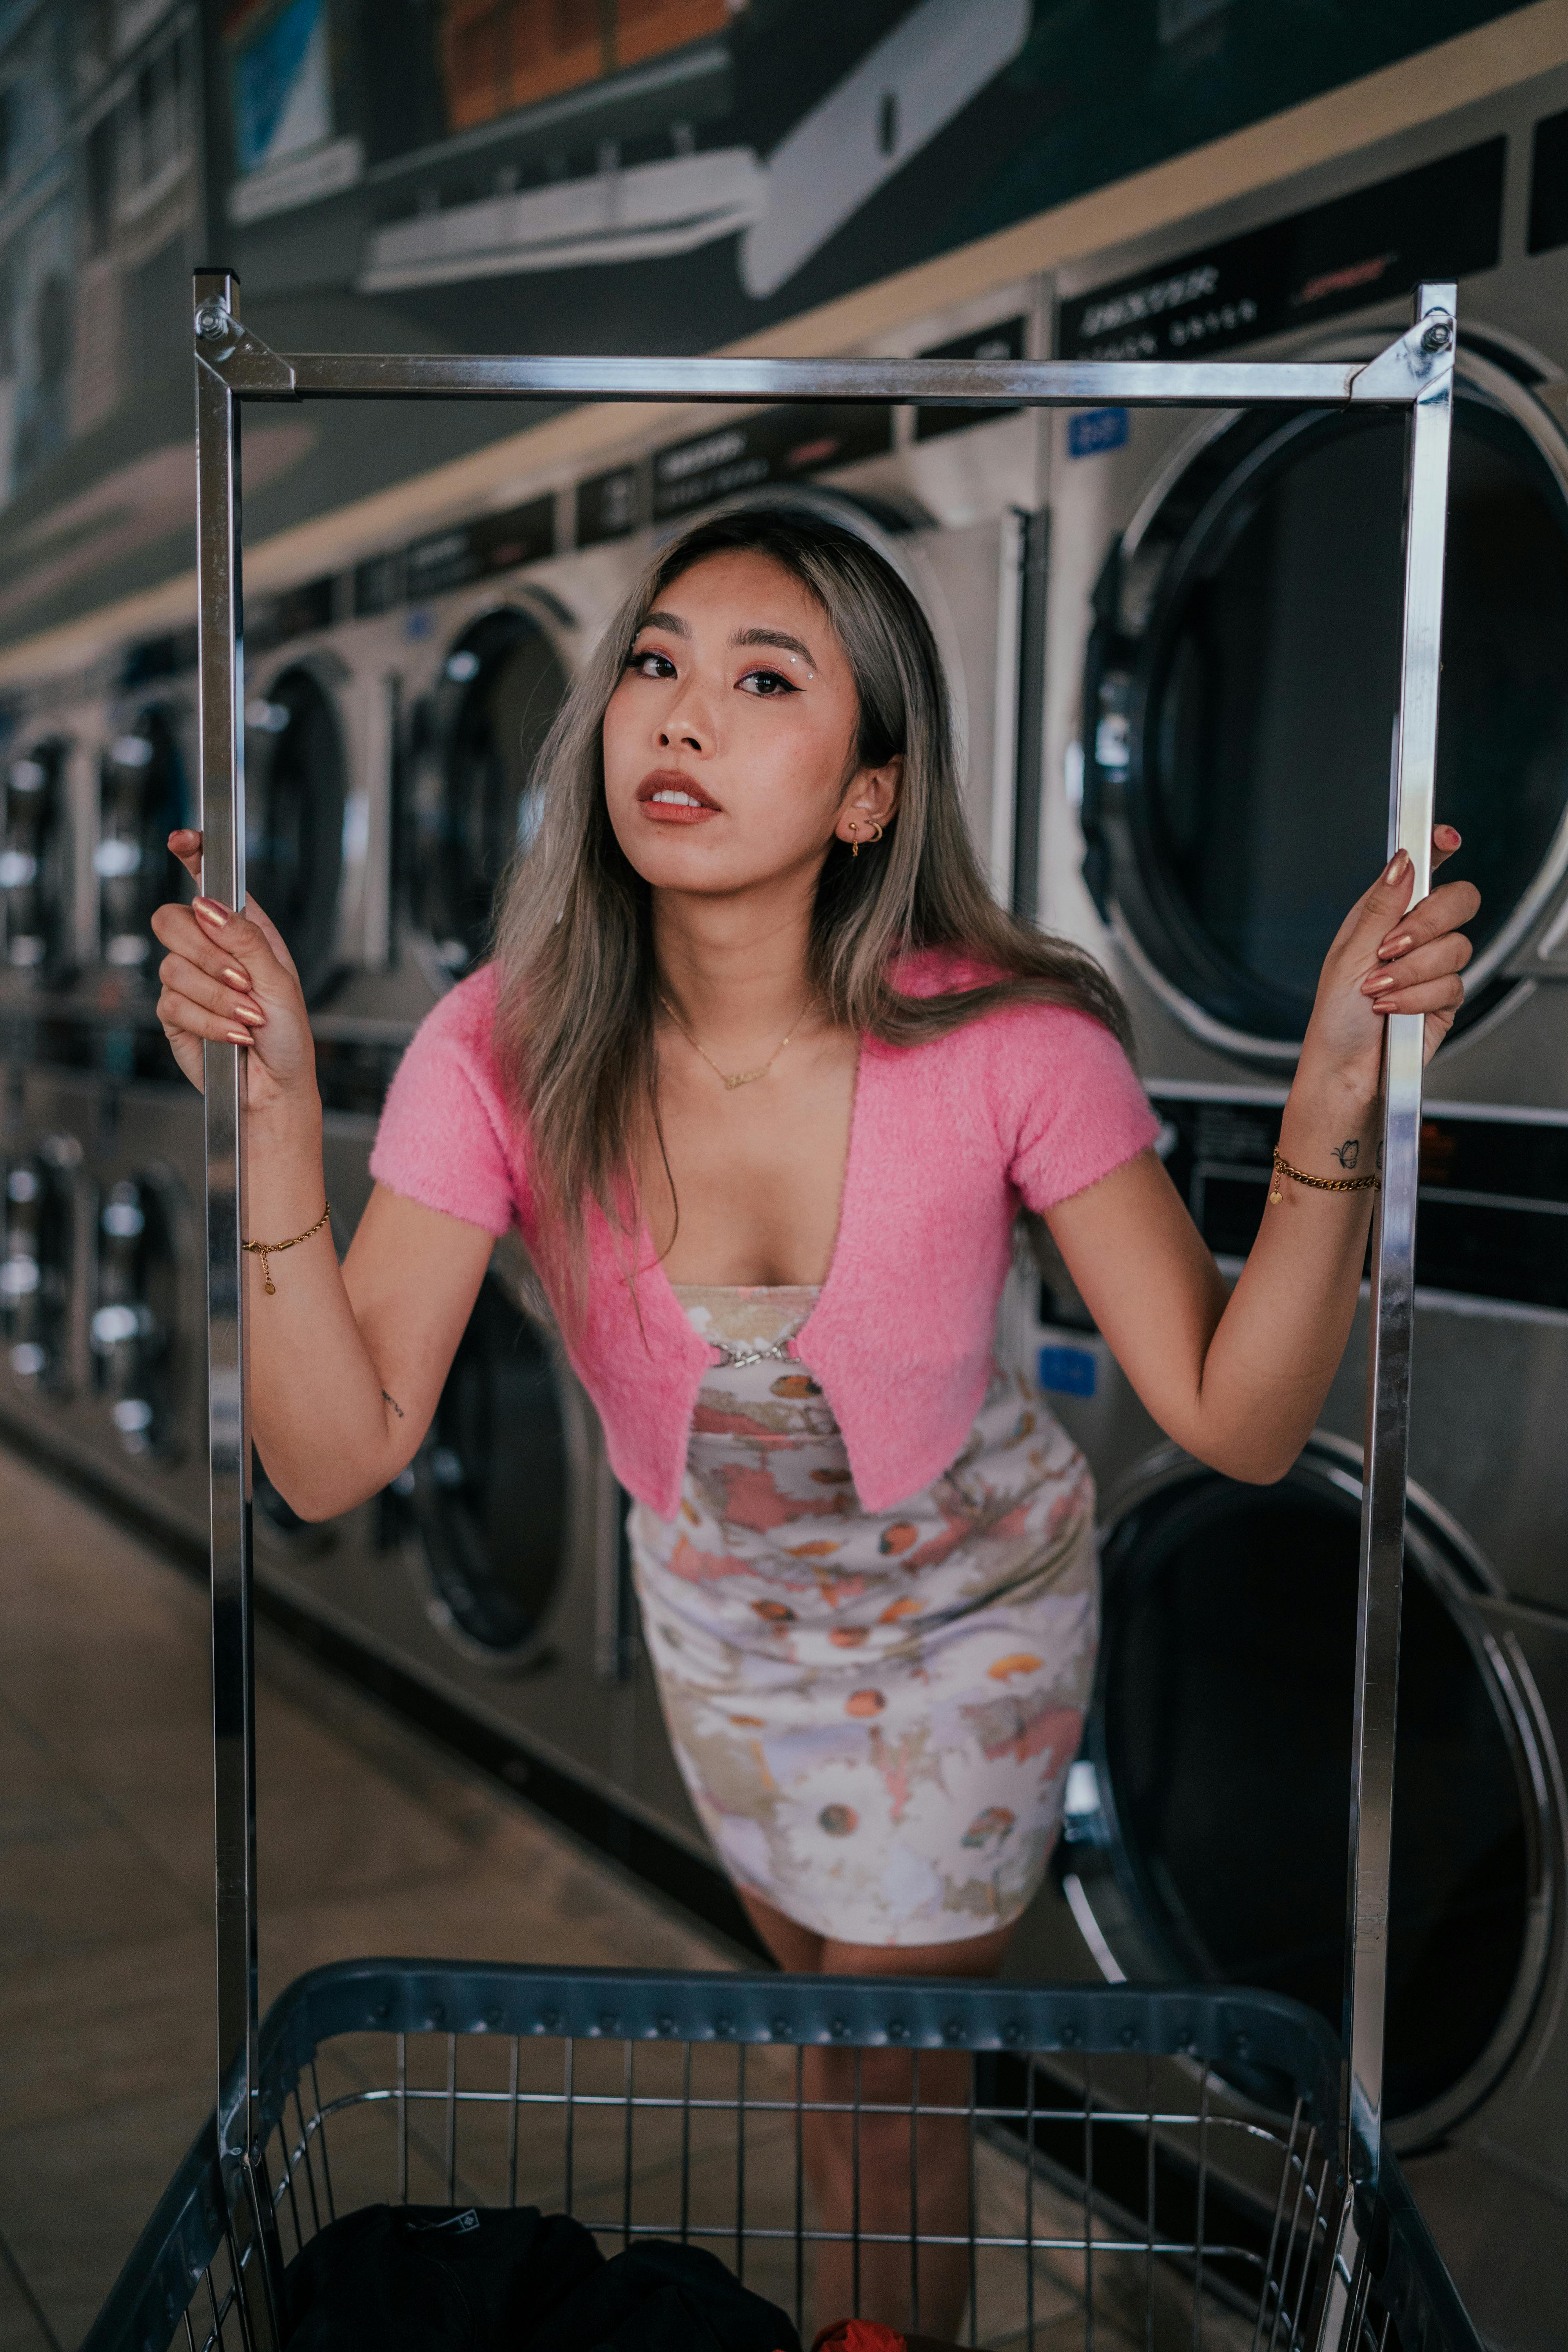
[867,819,884,846]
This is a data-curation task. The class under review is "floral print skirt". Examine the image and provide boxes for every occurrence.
[627,1285,1098,1948]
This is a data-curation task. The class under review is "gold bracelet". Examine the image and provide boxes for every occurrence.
[1269,1149,1379,1207]
[243,1203,331,1293]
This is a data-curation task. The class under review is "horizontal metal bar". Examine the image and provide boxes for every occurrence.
[224,348,1396,408]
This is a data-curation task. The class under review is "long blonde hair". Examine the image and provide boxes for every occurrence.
[490,505,1128,1266]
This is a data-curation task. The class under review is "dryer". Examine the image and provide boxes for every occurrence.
[1022,64,1568,2352]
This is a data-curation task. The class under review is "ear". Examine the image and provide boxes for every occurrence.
[833,756,902,848]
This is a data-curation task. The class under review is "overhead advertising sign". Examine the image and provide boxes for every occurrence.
[0,0,1528,656]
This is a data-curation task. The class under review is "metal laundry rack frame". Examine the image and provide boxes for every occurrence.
[189,267,1457,2321]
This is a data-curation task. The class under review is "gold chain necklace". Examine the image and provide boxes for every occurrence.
[659,993,813,1090]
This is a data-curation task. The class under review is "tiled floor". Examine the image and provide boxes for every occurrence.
[0,1449,1267,2352]
[0,1448,725,2347]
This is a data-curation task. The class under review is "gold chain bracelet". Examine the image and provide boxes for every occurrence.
[1269,1149,1379,1207]
[243,1203,331,1293]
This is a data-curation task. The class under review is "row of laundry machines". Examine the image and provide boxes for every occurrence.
[4,55,1568,2349]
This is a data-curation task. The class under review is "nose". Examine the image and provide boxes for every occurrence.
[657,672,715,756]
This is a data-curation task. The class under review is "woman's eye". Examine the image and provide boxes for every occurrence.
[738,668,797,698]
[628,648,676,679]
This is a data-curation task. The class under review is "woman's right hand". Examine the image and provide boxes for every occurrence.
[151,828,317,1115]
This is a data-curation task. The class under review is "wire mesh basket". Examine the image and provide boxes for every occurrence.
[83,1960,1478,2352]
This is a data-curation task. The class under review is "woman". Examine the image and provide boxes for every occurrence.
[152,507,1475,2337]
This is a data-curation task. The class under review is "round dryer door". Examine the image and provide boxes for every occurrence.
[401,1276,568,1662]
[91,1172,180,1455]
[1063,1438,1555,2146]
[2,741,71,982]
[1081,350,1568,1052]
[410,609,570,976]
[98,708,189,974]
[2,1148,74,1392]
[244,668,345,1004]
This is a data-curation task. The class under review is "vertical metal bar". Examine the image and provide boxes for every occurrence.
[623,2038,635,2250]
[1192,2067,1211,2352]
[681,2041,693,2245]
[1023,2056,1035,2352]
[1082,2064,1094,2352]
[444,2032,458,2203]
[397,2033,408,2205]
[309,2060,336,2223]
[1011,507,1050,925]
[507,2038,521,2207]
[1144,2057,1155,2352]
[967,2054,980,2350]
[563,2039,576,2215]
[909,2047,922,2337]
[196,265,256,2170]
[1345,281,1456,2195]
[735,2041,747,2285]
[851,2047,863,2318]
[792,2045,805,2339]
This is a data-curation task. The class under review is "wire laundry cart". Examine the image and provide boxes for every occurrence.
[83,278,1482,2352]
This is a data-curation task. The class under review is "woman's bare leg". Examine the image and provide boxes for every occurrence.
[742,1895,1015,2339]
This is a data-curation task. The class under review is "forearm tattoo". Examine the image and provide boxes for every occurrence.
[381,1390,404,1420]
[1329,1138,1361,1169]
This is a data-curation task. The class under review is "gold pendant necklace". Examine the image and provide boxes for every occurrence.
[659,993,813,1089]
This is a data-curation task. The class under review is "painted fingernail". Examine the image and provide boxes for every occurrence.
[232,1003,265,1025]
[225,1029,250,1045]
[1379,933,1413,960]
[1437,824,1461,845]
[1363,971,1396,994]
[1383,849,1411,883]
[221,966,249,988]
[194,897,229,924]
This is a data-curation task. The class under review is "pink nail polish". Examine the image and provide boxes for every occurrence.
[1364,972,1395,994]
[1380,933,1412,960]
[194,897,228,923]
[221,965,249,987]
[225,1029,250,1045]
[233,1004,265,1025]
[1383,849,1411,884]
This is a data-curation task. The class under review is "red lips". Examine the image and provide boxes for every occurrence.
[636,768,722,822]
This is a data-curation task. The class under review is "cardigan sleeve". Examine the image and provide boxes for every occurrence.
[368,966,521,1237]
[1000,1004,1161,1213]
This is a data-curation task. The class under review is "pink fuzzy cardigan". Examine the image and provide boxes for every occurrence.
[369,955,1158,1518]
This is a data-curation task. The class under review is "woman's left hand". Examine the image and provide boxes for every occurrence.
[1302,824,1480,1087]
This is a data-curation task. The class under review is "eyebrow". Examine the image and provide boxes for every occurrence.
[633,613,819,669]
[733,625,818,667]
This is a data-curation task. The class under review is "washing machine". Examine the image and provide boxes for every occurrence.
[1013,64,1568,2352]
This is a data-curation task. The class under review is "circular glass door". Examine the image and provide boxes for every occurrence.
[1081,351,1568,1051]
[2,1150,73,1392]
[2,741,71,983]
[98,708,189,975]
[399,1276,568,1661]
[409,609,570,977]
[90,1172,180,1456]
[244,668,345,1004]
[1064,1440,1553,2146]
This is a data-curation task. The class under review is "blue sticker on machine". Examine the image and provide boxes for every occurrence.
[1039,1345,1097,1397]
[1067,407,1129,458]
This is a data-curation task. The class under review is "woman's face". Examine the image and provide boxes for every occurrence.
[601,548,898,895]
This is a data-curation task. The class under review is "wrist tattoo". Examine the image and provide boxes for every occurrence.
[381,1389,404,1420]
[1329,1138,1361,1169]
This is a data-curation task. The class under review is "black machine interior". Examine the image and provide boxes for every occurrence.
[98,709,189,975]
[244,667,346,1005]
[408,608,570,975]
[386,1276,568,1662]
[1082,375,1568,1042]
[1076,1452,1543,2136]
[2,740,71,983]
